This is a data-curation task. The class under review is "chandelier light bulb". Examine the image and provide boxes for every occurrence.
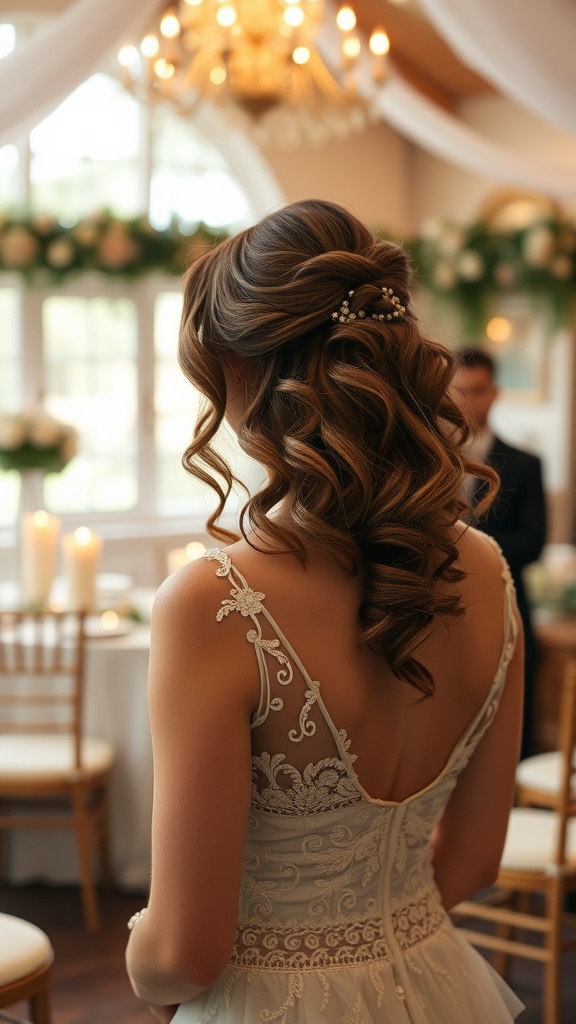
[155,58,176,79]
[209,66,227,85]
[342,35,361,59]
[160,11,181,38]
[216,4,237,26]
[336,5,357,32]
[118,44,138,68]
[369,28,390,56]
[119,0,394,144]
[292,45,311,64]
[284,6,304,26]
[141,34,160,58]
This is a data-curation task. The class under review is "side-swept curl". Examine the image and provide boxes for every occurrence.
[178,199,498,697]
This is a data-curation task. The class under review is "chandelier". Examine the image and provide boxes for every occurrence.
[118,0,390,143]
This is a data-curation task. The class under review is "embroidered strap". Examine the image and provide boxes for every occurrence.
[205,549,294,729]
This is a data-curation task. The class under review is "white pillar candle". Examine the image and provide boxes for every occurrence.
[20,509,61,606]
[61,527,103,612]
[167,541,206,576]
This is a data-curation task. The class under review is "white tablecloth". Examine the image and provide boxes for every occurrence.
[5,625,153,892]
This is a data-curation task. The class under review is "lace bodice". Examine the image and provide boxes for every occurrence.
[195,544,519,1023]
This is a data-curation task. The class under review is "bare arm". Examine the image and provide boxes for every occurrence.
[432,611,524,910]
[125,562,259,1008]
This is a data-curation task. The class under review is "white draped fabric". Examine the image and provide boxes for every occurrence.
[419,0,576,138]
[0,0,162,147]
[318,14,576,200]
[375,76,576,199]
[1,0,575,202]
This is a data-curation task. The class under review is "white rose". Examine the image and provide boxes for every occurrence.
[438,227,465,257]
[456,250,485,281]
[72,222,99,247]
[0,226,40,268]
[27,415,62,448]
[97,225,141,269]
[523,226,554,267]
[0,415,26,450]
[419,217,444,242]
[433,261,457,290]
[46,238,75,269]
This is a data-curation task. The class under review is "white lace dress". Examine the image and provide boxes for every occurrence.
[172,547,524,1024]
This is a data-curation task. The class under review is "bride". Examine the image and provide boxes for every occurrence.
[126,198,524,1023]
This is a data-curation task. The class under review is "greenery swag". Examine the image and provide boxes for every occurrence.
[0,208,574,337]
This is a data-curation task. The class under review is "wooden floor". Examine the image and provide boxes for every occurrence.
[2,883,576,1023]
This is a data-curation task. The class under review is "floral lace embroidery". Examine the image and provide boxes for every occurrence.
[232,916,390,971]
[206,548,358,814]
[205,549,293,725]
[231,890,446,972]
[251,752,361,817]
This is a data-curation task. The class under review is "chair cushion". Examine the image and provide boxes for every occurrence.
[0,913,53,986]
[516,750,576,796]
[501,807,576,871]
[0,734,114,782]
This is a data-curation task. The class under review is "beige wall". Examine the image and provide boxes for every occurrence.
[256,121,415,237]
[411,95,576,225]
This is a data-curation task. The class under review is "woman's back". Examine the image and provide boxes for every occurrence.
[163,525,524,1023]
[220,522,513,805]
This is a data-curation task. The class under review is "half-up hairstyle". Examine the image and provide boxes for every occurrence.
[178,199,498,696]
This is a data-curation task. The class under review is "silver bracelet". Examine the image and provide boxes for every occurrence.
[127,907,148,930]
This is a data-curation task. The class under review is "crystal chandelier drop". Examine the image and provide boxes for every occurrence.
[118,1,390,144]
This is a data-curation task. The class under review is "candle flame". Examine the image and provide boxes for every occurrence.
[100,610,120,631]
[74,526,92,545]
[32,510,50,527]
[185,541,207,561]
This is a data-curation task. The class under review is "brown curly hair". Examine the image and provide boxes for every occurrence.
[178,199,498,696]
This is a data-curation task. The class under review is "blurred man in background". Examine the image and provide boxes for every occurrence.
[451,348,547,758]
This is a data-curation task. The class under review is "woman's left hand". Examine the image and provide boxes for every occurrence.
[148,1004,178,1022]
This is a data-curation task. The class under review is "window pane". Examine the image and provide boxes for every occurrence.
[0,144,18,207]
[30,75,140,221]
[150,107,251,231]
[154,292,263,514]
[0,287,20,411]
[0,287,20,526]
[42,296,138,513]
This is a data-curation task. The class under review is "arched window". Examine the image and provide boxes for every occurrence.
[0,35,281,532]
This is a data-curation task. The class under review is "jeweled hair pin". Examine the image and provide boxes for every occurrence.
[331,287,406,325]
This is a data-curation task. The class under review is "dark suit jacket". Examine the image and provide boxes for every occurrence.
[472,435,547,647]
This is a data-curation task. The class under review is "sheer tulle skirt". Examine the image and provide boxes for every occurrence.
[172,921,524,1023]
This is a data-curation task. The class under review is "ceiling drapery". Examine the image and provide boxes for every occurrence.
[419,0,576,138]
[0,0,575,203]
[375,76,576,199]
[0,0,162,147]
[318,14,576,200]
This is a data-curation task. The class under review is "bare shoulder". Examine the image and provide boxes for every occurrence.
[149,552,260,715]
[152,552,230,635]
[454,523,507,579]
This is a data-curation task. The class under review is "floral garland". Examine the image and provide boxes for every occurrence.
[0,412,78,473]
[402,213,576,338]
[0,210,229,281]
[0,209,574,338]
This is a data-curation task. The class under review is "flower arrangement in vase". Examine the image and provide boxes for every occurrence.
[0,411,78,473]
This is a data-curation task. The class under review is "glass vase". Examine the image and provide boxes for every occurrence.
[18,468,46,520]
